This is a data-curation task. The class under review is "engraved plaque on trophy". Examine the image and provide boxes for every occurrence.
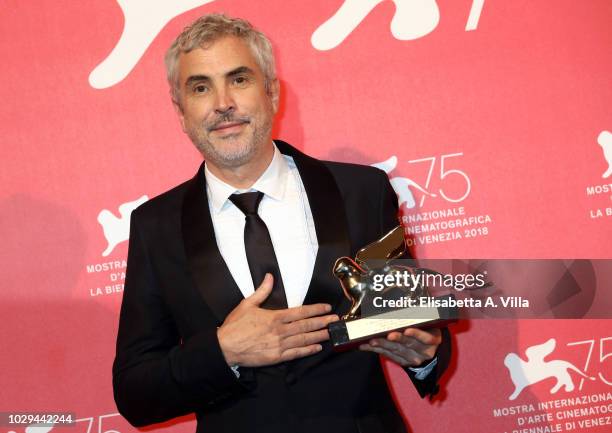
[328,226,457,350]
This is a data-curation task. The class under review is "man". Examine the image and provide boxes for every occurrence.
[113,13,450,433]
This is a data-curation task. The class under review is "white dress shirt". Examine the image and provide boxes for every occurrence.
[205,144,318,307]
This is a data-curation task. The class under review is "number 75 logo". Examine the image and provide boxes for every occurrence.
[372,152,472,209]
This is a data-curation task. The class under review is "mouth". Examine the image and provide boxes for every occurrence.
[209,120,250,134]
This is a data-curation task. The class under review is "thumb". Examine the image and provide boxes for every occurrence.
[246,273,273,306]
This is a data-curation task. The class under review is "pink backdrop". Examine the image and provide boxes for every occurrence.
[2,1,612,432]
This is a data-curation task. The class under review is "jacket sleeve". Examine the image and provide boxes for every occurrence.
[377,171,452,398]
[112,210,249,427]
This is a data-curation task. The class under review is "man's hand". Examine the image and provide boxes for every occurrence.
[217,274,339,367]
[359,327,442,367]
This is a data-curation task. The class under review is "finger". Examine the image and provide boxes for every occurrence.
[370,338,408,353]
[380,334,437,361]
[282,329,330,349]
[387,332,424,350]
[387,331,405,342]
[246,273,274,306]
[279,303,333,323]
[359,344,410,366]
[279,344,323,362]
[282,314,339,336]
[388,331,441,357]
[402,327,442,346]
[370,341,427,366]
[371,338,430,365]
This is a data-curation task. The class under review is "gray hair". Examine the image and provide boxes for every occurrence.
[165,13,277,106]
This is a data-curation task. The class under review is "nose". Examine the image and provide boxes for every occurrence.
[214,85,235,114]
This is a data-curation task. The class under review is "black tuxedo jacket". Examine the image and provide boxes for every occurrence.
[113,141,450,433]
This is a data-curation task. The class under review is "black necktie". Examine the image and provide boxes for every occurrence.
[229,191,288,309]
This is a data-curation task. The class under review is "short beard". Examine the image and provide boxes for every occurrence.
[188,112,272,169]
[194,134,256,168]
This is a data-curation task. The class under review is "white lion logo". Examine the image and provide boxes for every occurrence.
[90,0,485,88]
[89,0,216,89]
[372,156,436,208]
[312,0,486,50]
[312,0,440,51]
[598,130,612,179]
[97,195,148,257]
[504,338,595,401]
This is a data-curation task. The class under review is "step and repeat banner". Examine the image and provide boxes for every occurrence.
[2,1,611,432]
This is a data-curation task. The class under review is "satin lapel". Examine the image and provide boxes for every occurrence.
[181,163,244,325]
[275,140,351,310]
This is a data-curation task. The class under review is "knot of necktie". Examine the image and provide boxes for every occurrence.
[229,191,264,216]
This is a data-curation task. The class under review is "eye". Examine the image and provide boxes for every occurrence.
[232,75,250,87]
[193,84,208,94]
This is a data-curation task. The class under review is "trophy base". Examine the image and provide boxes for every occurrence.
[328,295,457,351]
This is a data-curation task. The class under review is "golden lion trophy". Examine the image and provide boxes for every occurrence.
[328,226,456,350]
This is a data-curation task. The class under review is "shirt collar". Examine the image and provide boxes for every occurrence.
[205,143,289,214]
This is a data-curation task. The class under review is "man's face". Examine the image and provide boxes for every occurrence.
[175,36,279,169]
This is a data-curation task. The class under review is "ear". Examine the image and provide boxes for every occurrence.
[268,78,280,113]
